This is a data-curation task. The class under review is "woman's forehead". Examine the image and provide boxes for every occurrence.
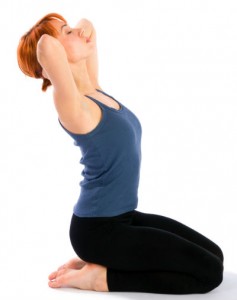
[50,19,68,33]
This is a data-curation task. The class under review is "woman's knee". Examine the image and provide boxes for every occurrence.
[216,245,224,263]
[201,260,224,293]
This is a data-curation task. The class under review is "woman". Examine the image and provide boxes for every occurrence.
[17,13,224,294]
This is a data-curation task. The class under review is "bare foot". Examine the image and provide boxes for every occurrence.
[48,263,108,292]
[57,257,86,271]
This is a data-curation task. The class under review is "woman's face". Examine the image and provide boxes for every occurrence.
[51,19,94,63]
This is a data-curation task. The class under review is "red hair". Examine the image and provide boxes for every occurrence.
[17,13,67,92]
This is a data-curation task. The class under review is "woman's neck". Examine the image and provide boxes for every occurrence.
[70,60,96,95]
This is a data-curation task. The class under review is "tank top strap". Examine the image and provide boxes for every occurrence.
[84,90,123,112]
[84,94,105,110]
[95,89,116,99]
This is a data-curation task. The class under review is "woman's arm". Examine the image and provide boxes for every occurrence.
[37,34,84,122]
[75,19,101,89]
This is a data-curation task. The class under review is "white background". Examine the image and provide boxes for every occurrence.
[1,0,237,299]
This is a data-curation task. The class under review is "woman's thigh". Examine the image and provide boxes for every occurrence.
[132,211,224,262]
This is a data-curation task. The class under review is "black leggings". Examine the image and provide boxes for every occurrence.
[69,210,224,294]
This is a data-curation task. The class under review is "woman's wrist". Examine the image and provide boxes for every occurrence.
[75,18,95,40]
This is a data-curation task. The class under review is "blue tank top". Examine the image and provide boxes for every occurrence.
[59,89,142,217]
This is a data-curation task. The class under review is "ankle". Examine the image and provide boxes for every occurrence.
[92,265,108,292]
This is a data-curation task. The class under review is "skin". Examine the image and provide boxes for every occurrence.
[37,19,120,134]
[37,18,111,291]
[48,258,108,291]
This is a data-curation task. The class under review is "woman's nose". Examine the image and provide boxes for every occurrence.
[74,28,88,42]
[75,28,84,37]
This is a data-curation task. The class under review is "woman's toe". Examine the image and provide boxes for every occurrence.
[48,279,61,288]
[48,270,58,281]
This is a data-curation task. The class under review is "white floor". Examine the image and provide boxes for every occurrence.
[40,272,237,300]
[36,272,237,300]
[1,260,236,300]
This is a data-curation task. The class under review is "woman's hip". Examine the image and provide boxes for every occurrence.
[69,210,135,261]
